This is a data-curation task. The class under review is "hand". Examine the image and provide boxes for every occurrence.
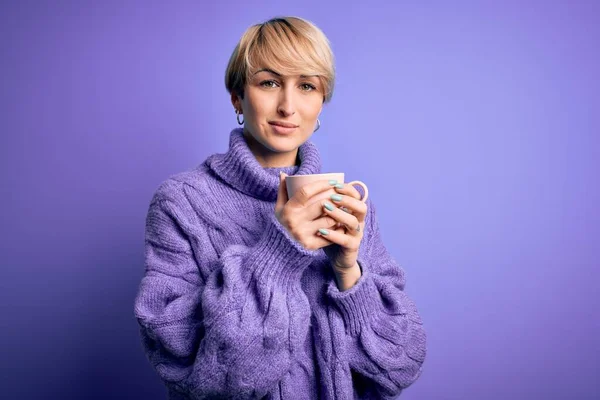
[275,173,345,251]
[317,183,368,271]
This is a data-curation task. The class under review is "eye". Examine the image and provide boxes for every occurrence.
[300,83,317,91]
[260,80,279,88]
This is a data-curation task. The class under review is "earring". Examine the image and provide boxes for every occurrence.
[314,118,320,132]
[236,109,244,125]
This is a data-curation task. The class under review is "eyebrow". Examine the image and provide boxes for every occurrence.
[253,68,318,79]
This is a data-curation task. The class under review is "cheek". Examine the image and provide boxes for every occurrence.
[300,97,323,118]
[245,94,274,121]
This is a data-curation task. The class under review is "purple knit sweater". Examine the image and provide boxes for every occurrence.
[134,128,427,399]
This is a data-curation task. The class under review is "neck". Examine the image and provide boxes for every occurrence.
[243,130,299,168]
[204,128,322,201]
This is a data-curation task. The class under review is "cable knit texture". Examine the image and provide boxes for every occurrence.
[134,128,427,399]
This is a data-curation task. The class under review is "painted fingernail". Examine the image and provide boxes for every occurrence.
[324,202,335,211]
[328,180,338,185]
[334,183,344,189]
[318,228,329,235]
[331,194,343,202]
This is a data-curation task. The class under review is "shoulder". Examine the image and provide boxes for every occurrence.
[150,162,214,205]
[144,164,211,226]
[147,161,232,229]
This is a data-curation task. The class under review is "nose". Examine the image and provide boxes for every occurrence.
[277,86,296,117]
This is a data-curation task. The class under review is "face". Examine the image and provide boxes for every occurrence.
[232,68,323,164]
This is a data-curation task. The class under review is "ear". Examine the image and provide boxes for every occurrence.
[231,92,242,113]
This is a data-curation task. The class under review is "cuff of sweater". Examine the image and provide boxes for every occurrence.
[248,214,321,287]
[326,259,380,336]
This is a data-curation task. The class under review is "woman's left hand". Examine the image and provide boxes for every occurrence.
[317,183,368,272]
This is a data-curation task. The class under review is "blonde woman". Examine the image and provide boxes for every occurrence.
[134,16,426,399]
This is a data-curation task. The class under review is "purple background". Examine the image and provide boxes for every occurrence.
[1,1,598,399]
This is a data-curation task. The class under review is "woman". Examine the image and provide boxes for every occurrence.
[134,16,426,399]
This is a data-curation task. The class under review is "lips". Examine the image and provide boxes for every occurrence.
[269,121,298,128]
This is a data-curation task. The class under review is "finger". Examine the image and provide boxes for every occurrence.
[333,182,363,201]
[316,227,359,250]
[275,172,289,213]
[329,193,368,222]
[304,225,341,250]
[309,234,336,250]
[303,198,337,223]
[317,200,362,236]
[290,179,340,207]
[310,212,342,230]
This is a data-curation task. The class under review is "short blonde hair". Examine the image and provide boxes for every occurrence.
[225,16,335,103]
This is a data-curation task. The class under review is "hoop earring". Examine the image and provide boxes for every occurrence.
[236,110,244,125]
[314,118,320,132]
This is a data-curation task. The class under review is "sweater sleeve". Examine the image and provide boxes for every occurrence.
[325,200,427,399]
[134,190,319,399]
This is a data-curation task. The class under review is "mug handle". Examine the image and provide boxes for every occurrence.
[347,180,369,202]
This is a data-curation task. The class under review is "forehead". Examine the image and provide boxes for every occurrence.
[252,68,320,79]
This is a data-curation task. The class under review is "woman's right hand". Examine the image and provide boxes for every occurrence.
[274,172,342,251]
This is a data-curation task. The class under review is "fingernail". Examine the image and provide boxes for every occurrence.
[328,180,338,185]
[331,194,343,202]
[334,183,344,189]
[318,228,329,235]
[324,202,335,211]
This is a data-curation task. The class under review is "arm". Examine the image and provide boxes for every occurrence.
[134,190,319,399]
[325,201,427,398]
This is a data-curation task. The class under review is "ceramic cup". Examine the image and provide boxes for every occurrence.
[285,173,369,205]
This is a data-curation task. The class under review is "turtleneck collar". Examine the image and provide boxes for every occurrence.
[205,128,322,201]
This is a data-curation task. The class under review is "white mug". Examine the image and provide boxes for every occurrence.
[285,173,369,204]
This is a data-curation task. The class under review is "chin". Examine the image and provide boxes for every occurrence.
[263,136,302,153]
[260,129,306,149]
